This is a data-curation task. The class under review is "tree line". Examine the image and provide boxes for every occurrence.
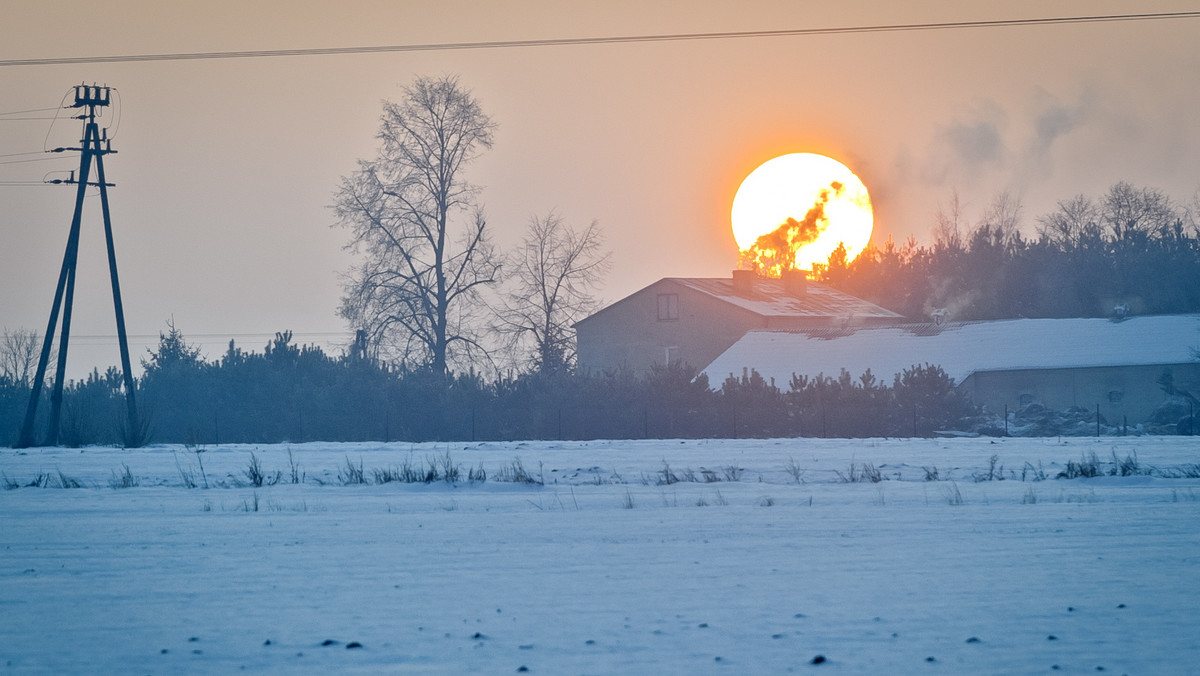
[0,324,977,446]
[6,74,1196,447]
[816,183,1200,321]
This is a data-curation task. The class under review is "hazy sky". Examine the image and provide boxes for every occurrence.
[3,1,1199,378]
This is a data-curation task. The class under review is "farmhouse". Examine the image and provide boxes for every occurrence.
[575,270,903,378]
[699,315,1200,426]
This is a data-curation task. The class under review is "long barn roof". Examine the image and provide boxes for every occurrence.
[667,277,903,320]
[700,315,1200,385]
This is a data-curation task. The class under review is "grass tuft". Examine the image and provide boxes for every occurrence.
[784,457,806,484]
[943,481,965,506]
[972,454,1005,482]
[494,457,542,485]
[56,469,82,489]
[1057,452,1103,479]
[244,452,282,487]
[338,456,367,485]
[287,448,304,484]
[836,462,883,483]
[1021,461,1047,482]
[1109,451,1148,477]
[108,463,139,489]
[656,461,680,486]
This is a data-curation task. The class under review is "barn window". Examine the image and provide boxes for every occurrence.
[665,346,681,364]
[1018,393,1034,406]
[1108,390,1124,403]
[657,293,679,321]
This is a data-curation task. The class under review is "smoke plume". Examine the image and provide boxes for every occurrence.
[739,181,844,276]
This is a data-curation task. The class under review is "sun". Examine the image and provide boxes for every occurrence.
[731,153,873,275]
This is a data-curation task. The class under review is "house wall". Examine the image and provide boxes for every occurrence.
[575,280,764,378]
[963,363,1200,425]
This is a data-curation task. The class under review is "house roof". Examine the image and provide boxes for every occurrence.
[666,277,903,320]
[700,315,1200,385]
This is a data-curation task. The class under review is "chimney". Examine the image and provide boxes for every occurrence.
[732,269,756,295]
[781,268,807,297]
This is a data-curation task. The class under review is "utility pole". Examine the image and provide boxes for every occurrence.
[17,84,141,448]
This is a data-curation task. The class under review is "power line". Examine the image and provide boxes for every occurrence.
[0,106,63,115]
[0,155,75,166]
[0,149,65,158]
[68,332,351,341]
[2,11,1197,67]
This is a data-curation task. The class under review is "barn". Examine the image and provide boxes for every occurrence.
[574,270,903,378]
[699,315,1200,426]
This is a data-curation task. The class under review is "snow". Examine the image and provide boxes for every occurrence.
[670,277,902,320]
[2,437,1199,674]
[700,315,1200,385]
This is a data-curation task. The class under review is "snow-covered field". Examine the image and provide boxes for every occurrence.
[2,437,1199,675]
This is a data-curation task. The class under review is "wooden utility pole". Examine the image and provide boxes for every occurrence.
[17,84,140,447]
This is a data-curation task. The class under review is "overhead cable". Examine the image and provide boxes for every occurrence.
[1,11,1197,67]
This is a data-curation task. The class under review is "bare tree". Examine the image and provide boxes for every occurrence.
[495,213,611,374]
[1,327,45,387]
[932,189,967,251]
[1102,181,1178,242]
[1036,194,1101,248]
[334,76,500,374]
[973,190,1024,246]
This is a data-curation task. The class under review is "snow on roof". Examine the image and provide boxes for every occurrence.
[700,315,1200,385]
[669,277,903,320]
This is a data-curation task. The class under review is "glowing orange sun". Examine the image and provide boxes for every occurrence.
[732,153,874,275]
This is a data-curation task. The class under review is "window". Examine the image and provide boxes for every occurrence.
[1018,393,1034,406]
[657,293,679,321]
[1107,390,1124,403]
[665,346,681,364]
